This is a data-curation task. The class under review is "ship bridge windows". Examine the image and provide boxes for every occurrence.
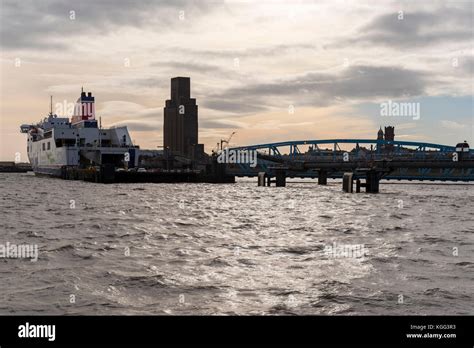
[55,139,76,147]
[42,143,45,151]
[47,142,51,150]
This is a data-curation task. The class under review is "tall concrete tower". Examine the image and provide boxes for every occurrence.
[163,77,198,157]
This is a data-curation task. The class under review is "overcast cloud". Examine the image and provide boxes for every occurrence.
[1,0,472,159]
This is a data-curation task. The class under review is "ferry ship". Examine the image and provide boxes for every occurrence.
[20,90,139,177]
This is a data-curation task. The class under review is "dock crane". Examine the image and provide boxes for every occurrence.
[213,131,236,154]
[220,131,236,151]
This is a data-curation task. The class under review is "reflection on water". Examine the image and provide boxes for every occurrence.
[0,173,472,315]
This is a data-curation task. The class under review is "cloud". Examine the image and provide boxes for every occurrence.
[0,0,220,49]
[150,61,224,74]
[205,65,428,114]
[347,7,472,48]
[170,43,318,59]
[111,120,161,132]
[202,100,267,114]
[200,119,247,129]
[395,123,418,130]
[440,120,465,130]
[98,101,161,122]
[459,56,474,75]
[2,0,473,161]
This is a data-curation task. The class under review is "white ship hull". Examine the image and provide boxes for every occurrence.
[22,90,138,177]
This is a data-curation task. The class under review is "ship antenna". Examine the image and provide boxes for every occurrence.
[50,95,53,116]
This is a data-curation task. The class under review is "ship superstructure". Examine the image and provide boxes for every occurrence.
[20,90,138,177]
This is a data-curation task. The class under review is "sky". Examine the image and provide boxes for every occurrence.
[0,0,472,161]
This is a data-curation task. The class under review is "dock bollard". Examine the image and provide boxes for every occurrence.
[342,172,353,193]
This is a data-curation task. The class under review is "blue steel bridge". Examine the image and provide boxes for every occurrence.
[226,138,474,182]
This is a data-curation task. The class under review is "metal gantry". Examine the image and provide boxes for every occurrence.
[227,139,474,181]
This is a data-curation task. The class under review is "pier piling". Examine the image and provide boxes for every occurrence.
[342,172,354,193]
[318,170,327,185]
[275,168,286,187]
[365,170,380,193]
[258,172,266,186]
